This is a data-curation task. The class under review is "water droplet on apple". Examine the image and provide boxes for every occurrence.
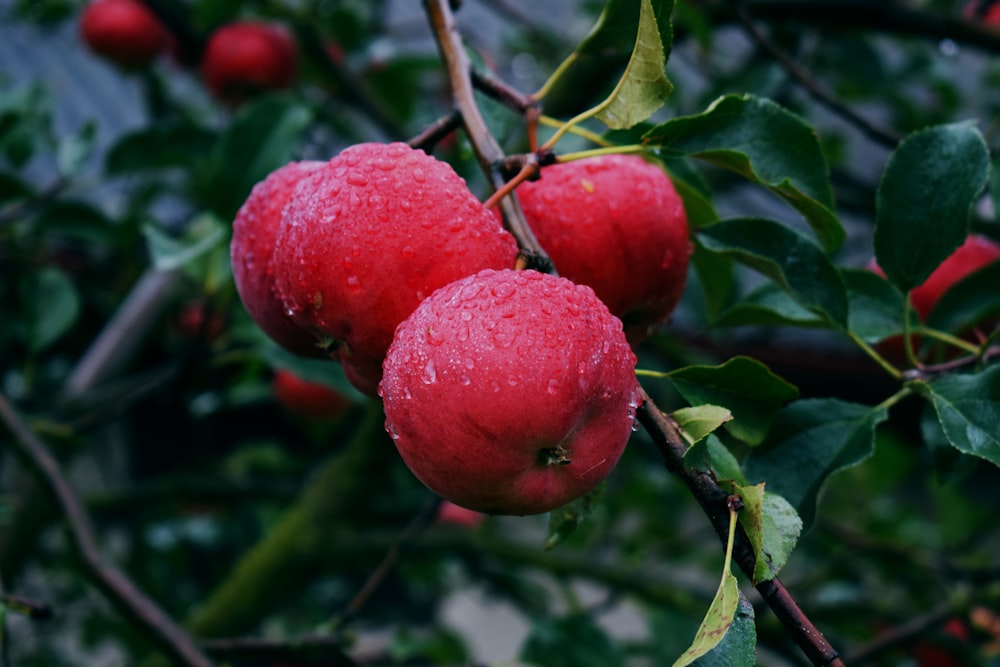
[547,378,560,395]
[400,245,416,259]
[384,420,400,440]
[346,171,369,187]
[346,275,361,291]
[493,331,514,348]
[426,326,445,346]
[422,360,437,384]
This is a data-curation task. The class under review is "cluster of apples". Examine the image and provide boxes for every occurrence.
[78,0,297,104]
[230,141,692,515]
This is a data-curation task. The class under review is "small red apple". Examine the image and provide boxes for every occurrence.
[201,21,298,104]
[513,153,691,345]
[436,501,486,527]
[271,369,350,421]
[272,142,518,396]
[380,268,639,516]
[231,160,326,357]
[174,300,226,342]
[79,0,170,69]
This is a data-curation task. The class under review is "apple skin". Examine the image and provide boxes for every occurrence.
[231,160,326,357]
[513,154,691,345]
[379,268,640,516]
[271,369,351,421]
[869,234,1000,361]
[79,0,170,69]
[436,501,486,527]
[273,142,519,396]
[201,21,298,104]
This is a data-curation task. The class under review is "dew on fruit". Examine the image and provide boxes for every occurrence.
[547,378,560,395]
[346,275,361,291]
[384,419,400,440]
[346,171,369,187]
[490,281,515,302]
[422,359,437,384]
[460,374,471,386]
[400,245,416,259]
[462,357,475,370]
[403,386,412,399]
[493,331,514,348]
[412,167,426,183]
[491,380,501,393]
[425,325,445,346]
[342,256,353,270]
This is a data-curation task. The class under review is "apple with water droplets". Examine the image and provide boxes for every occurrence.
[231,160,326,357]
[379,268,640,516]
[272,142,518,395]
[514,153,691,344]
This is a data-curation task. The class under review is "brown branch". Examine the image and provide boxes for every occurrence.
[408,110,463,152]
[635,386,846,667]
[423,0,551,266]
[733,3,902,149]
[0,394,216,667]
[423,1,844,665]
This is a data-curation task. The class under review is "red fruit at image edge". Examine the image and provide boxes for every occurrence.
[271,369,350,421]
[380,268,639,516]
[514,153,691,345]
[201,21,298,104]
[272,142,518,396]
[870,233,1000,321]
[232,160,327,357]
[79,0,170,69]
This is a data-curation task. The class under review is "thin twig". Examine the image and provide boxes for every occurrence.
[733,3,902,149]
[635,386,846,667]
[0,394,216,667]
[844,603,955,665]
[423,0,551,265]
[408,110,463,152]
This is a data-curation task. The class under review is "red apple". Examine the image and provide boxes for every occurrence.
[79,0,170,69]
[272,142,518,396]
[513,153,691,344]
[271,369,350,421]
[379,268,640,516]
[201,21,298,104]
[231,160,326,357]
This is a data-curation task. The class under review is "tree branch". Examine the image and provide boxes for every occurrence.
[422,1,845,665]
[0,394,215,667]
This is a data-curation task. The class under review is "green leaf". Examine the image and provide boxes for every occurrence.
[26,267,80,352]
[689,594,756,667]
[674,405,732,445]
[698,217,848,328]
[662,158,719,229]
[714,282,825,329]
[143,213,227,272]
[206,94,314,219]
[106,121,216,175]
[690,240,735,323]
[537,0,674,118]
[684,435,747,485]
[843,267,906,343]
[673,505,740,667]
[667,356,799,446]
[925,262,1000,336]
[544,482,605,551]
[592,0,673,129]
[56,121,96,177]
[261,338,365,402]
[732,485,802,584]
[744,399,888,529]
[520,612,626,667]
[643,94,843,252]
[913,365,1000,467]
[873,122,989,292]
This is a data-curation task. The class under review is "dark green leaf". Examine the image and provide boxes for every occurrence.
[925,262,1000,335]
[663,157,719,229]
[843,267,906,343]
[520,612,626,667]
[698,217,848,327]
[56,121,96,177]
[262,338,366,402]
[106,122,216,175]
[733,486,802,584]
[207,95,313,219]
[0,170,33,204]
[644,94,842,252]
[667,356,798,446]
[27,267,80,352]
[689,594,756,667]
[690,240,735,323]
[744,399,888,529]
[684,435,747,484]
[544,483,606,550]
[714,282,825,329]
[143,213,227,272]
[874,122,989,292]
[913,365,1000,467]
